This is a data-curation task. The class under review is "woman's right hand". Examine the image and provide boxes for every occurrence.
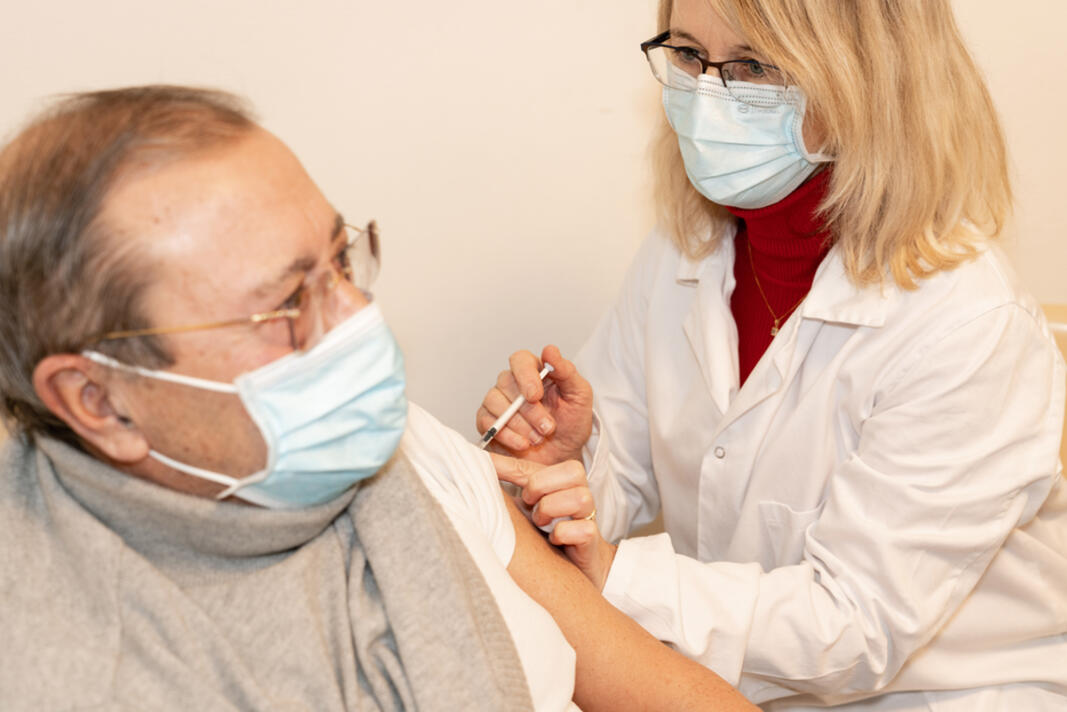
[475,345,593,466]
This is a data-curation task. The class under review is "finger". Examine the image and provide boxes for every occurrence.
[481,386,543,447]
[509,350,547,402]
[522,459,588,505]
[489,371,541,444]
[540,345,592,404]
[478,407,532,452]
[491,371,542,441]
[550,519,609,590]
[489,452,544,488]
[493,369,523,403]
[476,404,531,452]
[548,518,599,548]
[517,398,555,438]
[531,487,594,526]
[475,404,496,435]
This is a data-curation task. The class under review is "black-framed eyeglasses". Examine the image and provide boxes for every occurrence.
[92,220,380,351]
[640,31,788,106]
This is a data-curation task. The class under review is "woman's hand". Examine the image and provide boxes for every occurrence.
[475,345,593,466]
[491,452,616,591]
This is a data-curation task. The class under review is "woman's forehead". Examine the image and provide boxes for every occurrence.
[670,0,750,54]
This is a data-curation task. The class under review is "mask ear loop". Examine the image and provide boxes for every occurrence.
[216,471,270,500]
[147,450,270,501]
[789,88,834,164]
[83,350,264,500]
[81,351,240,394]
[146,449,237,491]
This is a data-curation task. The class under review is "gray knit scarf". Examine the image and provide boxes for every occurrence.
[0,435,534,711]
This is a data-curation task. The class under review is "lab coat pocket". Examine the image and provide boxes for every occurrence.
[758,499,825,567]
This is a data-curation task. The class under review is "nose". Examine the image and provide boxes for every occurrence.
[703,63,726,82]
[302,265,372,349]
[323,273,370,330]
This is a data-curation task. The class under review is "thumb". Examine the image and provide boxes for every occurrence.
[541,345,591,403]
[489,451,544,487]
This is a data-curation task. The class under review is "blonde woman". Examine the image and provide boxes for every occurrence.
[477,0,1067,708]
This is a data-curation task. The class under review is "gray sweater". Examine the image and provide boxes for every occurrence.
[0,435,533,711]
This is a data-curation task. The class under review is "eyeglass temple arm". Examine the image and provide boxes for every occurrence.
[640,30,671,52]
[96,308,301,342]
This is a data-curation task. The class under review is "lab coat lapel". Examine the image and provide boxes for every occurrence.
[715,247,892,431]
[718,312,805,431]
[680,238,739,416]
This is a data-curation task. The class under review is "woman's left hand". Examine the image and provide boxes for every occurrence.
[491,452,617,590]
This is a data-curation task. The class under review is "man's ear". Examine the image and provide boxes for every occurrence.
[32,354,149,463]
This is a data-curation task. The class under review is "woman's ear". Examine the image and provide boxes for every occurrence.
[32,354,149,463]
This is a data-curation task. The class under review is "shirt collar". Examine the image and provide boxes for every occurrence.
[676,232,897,328]
[799,247,898,328]
[674,221,737,284]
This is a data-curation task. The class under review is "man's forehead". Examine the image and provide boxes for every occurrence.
[99,130,337,313]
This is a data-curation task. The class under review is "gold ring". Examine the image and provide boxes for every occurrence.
[581,508,597,522]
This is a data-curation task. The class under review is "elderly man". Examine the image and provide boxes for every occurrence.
[0,87,752,711]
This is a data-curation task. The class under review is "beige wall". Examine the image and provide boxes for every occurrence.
[954,2,1067,309]
[1044,306,1067,470]
[1,1,1063,436]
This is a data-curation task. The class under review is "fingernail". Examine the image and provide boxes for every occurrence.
[538,419,553,434]
[530,431,543,445]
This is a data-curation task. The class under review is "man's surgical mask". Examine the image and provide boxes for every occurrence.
[664,74,832,210]
[84,303,407,508]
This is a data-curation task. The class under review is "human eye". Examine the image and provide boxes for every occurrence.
[669,45,704,68]
[330,236,352,279]
[278,282,308,312]
[731,59,781,84]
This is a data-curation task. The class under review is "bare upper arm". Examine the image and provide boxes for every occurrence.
[503,493,756,712]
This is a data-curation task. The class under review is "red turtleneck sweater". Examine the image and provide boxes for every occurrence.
[729,169,833,386]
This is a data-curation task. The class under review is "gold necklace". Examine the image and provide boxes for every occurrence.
[746,239,808,337]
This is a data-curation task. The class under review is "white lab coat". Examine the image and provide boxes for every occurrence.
[578,228,1067,710]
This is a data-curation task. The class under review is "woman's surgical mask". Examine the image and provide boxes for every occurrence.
[664,73,832,210]
[84,303,408,509]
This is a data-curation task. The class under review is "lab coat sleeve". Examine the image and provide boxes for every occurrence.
[576,232,670,543]
[602,303,1066,704]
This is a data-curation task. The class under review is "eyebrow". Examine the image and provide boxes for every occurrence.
[668,28,754,55]
[251,212,346,300]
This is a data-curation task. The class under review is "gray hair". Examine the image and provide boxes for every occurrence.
[0,85,256,443]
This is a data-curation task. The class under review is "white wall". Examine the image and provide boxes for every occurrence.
[1,1,1063,438]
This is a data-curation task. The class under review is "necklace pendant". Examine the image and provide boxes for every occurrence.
[770,325,779,337]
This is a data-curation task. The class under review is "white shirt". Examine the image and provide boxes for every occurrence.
[399,403,580,712]
[579,229,1067,710]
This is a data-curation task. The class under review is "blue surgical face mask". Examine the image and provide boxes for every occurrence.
[84,303,407,509]
[664,74,832,210]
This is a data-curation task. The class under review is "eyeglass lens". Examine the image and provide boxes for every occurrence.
[285,222,380,349]
[644,45,787,105]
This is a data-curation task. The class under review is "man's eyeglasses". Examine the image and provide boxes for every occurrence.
[641,31,788,106]
[93,221,380,351]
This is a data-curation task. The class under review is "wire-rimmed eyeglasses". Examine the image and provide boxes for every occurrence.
[91,220,380,351]
[640,31,788,106]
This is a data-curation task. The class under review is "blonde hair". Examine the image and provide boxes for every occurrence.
[654,0,1011,287]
